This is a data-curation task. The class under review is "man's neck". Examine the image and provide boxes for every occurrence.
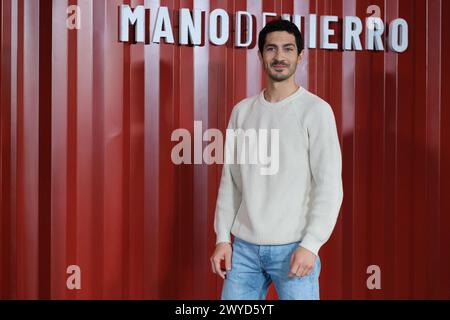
[264,81,300,103]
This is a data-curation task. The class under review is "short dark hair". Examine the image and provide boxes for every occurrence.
[258,18,304,55]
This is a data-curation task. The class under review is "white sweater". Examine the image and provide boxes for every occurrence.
[213,86,343,256]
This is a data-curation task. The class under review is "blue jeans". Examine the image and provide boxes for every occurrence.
[221,237,321,300]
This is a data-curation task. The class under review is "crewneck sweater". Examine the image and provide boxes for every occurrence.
[213,86,343,256]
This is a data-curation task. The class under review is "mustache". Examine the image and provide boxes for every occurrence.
[271,60,288,66]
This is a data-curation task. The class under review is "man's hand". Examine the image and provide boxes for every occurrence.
[288,246,317,277]
[210,242,232,280]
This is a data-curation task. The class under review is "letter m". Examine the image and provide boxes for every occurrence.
[119,5,146,43]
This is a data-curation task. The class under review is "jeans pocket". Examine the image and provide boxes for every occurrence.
[311,255,321,277]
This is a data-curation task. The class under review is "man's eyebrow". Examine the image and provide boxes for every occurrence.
[265,43,296,47]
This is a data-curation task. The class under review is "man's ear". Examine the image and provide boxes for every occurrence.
[258,51,263,63]
[297,50,304,64]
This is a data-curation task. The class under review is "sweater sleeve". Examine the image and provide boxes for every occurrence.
[299,102,344,256]
[213,108,242,245]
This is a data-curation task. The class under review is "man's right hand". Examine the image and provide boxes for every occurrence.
[210,242,233,280]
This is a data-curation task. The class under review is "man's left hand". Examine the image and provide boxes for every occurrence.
[288,246,317,277]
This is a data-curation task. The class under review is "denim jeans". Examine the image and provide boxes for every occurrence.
[221,236,321,300]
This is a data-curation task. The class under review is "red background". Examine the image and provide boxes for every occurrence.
[1,0,449,299]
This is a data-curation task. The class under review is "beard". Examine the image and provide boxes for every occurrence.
[266,63,297,82]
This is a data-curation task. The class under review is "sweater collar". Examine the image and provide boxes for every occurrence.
[259,86,305,108]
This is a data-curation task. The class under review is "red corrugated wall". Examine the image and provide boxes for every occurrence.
[1,0,449,299]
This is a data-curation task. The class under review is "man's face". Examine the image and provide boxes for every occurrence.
[259,31,303,82]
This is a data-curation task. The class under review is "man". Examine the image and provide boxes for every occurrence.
[210,18,343,300]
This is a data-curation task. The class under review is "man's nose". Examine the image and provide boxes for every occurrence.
[274,50,285,61]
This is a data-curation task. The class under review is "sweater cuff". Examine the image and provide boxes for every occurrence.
[216,232,232,245]
[299,233,323,256]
